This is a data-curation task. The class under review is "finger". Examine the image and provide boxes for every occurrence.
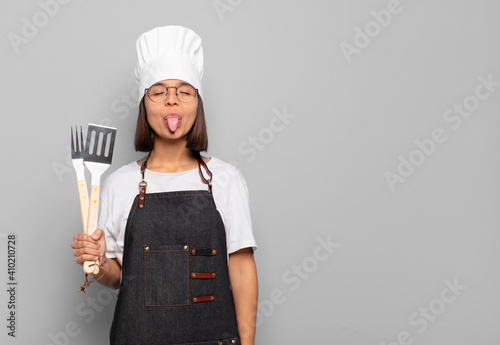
[91,228,105,240]
[71,240,100,252]
[73,247,101,259]
[74,232,100,243]
[73,233,86,241]
[71,241,99,249]
[72,234,99,247]
[73,247,101,258]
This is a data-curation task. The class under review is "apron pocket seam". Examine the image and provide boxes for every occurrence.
[144,244,190,307]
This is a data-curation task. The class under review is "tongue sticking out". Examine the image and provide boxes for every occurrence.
[166,117,179,132]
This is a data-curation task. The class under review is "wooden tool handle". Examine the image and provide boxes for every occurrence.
[83,185,100,275]
[86,185,100,235]
[83,260,99,274]
[77,180,89,233]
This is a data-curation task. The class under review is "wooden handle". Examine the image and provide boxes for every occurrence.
[77,180,89,233]
[83,260,100,274]
[86,185,100,235]
[83,185,100,274]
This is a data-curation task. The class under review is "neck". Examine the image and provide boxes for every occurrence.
[146,137,198,173]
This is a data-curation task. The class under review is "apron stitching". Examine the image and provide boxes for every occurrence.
[143,249,146,307]
[143,246,191,307]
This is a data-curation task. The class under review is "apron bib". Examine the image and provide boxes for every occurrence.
[110,154,240,345]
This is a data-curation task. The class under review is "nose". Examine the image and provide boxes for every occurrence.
[164,87,179,106]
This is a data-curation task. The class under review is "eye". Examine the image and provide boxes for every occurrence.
[178,85,195,94]
[149,85,166,95]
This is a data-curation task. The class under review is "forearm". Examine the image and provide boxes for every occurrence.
[229,249,258,345]
[93,257,121,289]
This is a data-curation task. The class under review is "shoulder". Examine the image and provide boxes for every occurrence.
[105,161,140,183]
[207,157,247,189]
[207,157,250,207]
[103,161,141,190]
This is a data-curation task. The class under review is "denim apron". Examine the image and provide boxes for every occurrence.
[110,153,240,345]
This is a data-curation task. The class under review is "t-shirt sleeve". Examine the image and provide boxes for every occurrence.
[225,170,257,254]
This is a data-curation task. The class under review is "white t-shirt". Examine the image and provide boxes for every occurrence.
[98,157,257,265]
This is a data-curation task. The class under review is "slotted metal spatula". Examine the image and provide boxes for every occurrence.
[83,123,117,274]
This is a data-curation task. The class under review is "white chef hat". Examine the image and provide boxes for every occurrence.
[135,25,204,105]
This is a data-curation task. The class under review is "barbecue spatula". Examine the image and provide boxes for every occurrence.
[83,123,117,274]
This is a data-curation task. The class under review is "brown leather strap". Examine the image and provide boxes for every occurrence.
[192,295,215,303]
[77,261,100,293]
[193,151,216,209]
[194,151,212,185]
[138,152,150,209]
[191,248,217,256]
[140,152,150,179]
[190,272,216,279]
[138,182,147,209]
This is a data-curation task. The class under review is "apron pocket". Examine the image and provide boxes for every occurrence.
[144,244,190,306]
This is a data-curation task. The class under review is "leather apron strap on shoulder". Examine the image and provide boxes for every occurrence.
[193,150,217,209]
[138,152,150,209]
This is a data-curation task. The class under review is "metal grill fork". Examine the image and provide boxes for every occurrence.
[71,126,90,234]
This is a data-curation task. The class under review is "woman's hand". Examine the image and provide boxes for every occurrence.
[71,229,122,289]
[71,229,107,267]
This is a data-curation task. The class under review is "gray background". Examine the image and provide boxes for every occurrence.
[1,0,499,344]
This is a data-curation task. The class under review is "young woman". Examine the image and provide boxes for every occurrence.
[71,26,258,345]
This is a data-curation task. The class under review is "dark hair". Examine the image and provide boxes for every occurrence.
[134,95,208,152]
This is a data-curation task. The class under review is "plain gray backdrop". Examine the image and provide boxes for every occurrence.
[1,0,500,344]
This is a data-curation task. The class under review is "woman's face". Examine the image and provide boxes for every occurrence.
[144,79,198,142]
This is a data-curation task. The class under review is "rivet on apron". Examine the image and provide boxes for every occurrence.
[191,249,196,255]
[232,340,236,344]
[145,246,149,251]
[212,249,217,255]
[212,273,216,278]
[193,297,198,302]
[191,273,196,278]
[184,245,188,249]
